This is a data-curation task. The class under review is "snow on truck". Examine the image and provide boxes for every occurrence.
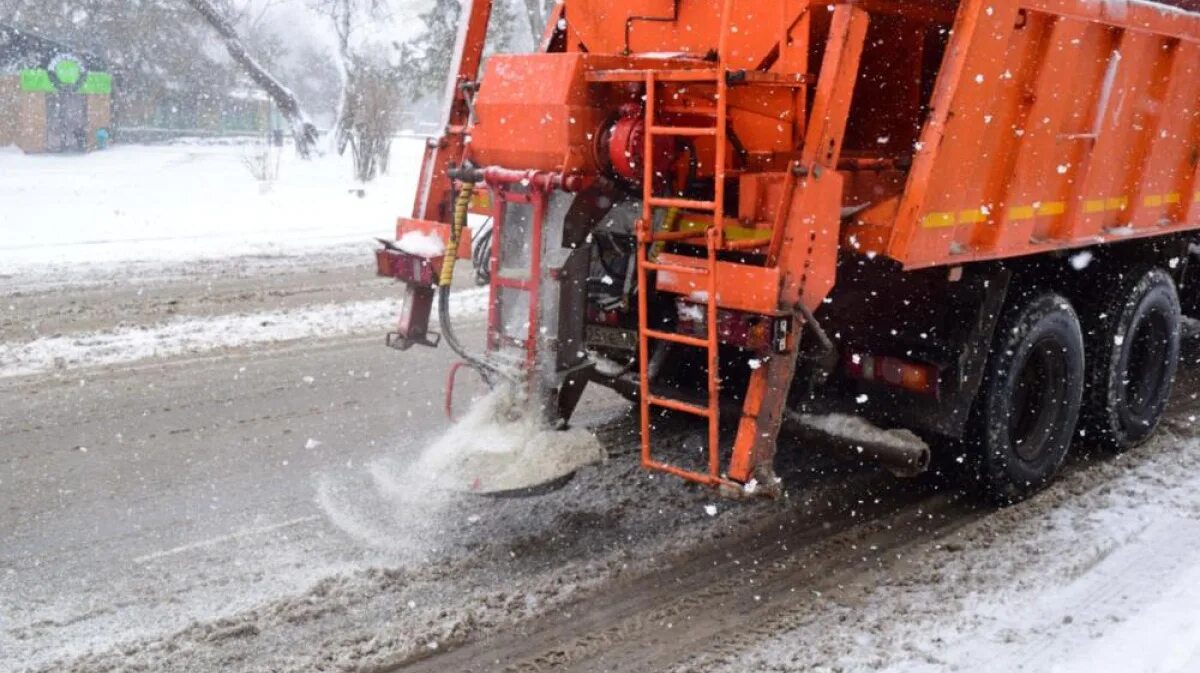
[376,0,1200,502]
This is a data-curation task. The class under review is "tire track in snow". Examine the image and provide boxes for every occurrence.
[379,482,971,673]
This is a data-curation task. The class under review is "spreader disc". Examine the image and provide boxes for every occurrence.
[414,387,607,499]
[468,471,577,498]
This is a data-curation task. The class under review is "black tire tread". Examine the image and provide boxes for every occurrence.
[972,292,1086,505]
[1079,267,1181,452]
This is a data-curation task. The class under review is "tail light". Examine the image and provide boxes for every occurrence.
[845,353,939,396]
[675,300,779,354]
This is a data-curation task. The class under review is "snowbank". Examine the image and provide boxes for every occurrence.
[0,139,426,277]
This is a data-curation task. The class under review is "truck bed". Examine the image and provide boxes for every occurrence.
[849,0,1200,269]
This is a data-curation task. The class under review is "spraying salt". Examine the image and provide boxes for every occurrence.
[317,384,606,555]
[411,385,607,495]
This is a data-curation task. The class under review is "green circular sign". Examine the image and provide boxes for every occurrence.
[54,58,82,85]
[47,55,86,91]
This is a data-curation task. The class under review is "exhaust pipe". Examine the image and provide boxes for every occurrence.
[789,412,931,478]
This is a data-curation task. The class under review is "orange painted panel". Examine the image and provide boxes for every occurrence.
[469,53,601,173]
[566,0,811,71]
[888,0,1025,266]
[654,252,782,314]
[1131,41,1200,229]
[888,0,1200,269]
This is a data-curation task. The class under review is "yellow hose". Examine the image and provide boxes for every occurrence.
[441,182,475,288]
[438,180,501,385]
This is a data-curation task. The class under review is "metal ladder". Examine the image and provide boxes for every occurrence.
[635,1,734,487]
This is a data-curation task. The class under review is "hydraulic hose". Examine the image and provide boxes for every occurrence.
[439,182,504,385]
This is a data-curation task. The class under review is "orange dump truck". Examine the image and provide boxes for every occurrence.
[377,0,1200,502]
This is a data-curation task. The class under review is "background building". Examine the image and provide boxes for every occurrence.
[0,22,113,153]
[117,85,284,142]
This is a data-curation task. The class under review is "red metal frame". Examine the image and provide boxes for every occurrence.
[483,181,549,378]
[445,361,470,419]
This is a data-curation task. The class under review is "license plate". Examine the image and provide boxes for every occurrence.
[586,325,637,350]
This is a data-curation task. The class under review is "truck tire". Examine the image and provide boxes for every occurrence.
[972,292,1085,504]
[1080,268,1180,452]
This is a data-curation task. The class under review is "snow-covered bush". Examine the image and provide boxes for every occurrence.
[241,137,282,187]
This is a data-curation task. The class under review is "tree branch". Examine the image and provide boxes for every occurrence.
[181,0,319,157]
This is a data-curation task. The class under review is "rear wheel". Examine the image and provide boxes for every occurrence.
[970,292,1085,504]
[1080,268,1181,452]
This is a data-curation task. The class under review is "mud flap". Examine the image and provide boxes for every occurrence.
[728,173,844,486]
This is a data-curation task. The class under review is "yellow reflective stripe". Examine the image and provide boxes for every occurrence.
[920,194,1142,229]
[1036,201,1065,216]
[1008,205,1036,221]
[1142,193,1181,207]
[1083,196,1132,212]
[957,208,986,224]
[921,211,957,228]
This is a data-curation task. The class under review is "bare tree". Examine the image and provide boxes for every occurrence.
[337,58,406,181]
[314,0,410,182]
[182,0,320,157]
[311,0,518,182]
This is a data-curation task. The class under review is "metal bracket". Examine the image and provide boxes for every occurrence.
[445,361,470,420]
[386,330,441,351]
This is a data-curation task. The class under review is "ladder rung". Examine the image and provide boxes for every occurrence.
[493,275,535,290]
[643,459,723,486]
[643,328,710,349]
[642,260,710,275]
[647,395,713,417]
[648,125,717,137]
[648,197,718,211]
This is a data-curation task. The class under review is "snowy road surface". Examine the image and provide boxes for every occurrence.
[6,261,1200,673]
[0,261,504,667]
[4,143,1200,672]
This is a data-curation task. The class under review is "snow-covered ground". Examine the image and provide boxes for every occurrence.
[0,138,496,378]
[0,291,485,379]
[699,410,1200,673]
[0,139,424,280]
